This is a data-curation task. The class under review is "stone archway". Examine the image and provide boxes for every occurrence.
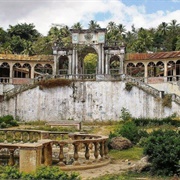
[78,46,98,74]
[109,55,120,75]
[58,55,69,74]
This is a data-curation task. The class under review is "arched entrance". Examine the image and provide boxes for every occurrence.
[58,55,69,74]
[79,46,98,74]
[109,55,120,74]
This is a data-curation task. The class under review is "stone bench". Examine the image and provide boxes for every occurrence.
[46,121,82,130]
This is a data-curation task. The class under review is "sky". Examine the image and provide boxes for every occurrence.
[0,0,180,35]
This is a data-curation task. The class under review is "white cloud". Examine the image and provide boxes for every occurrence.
[0,0,180,35]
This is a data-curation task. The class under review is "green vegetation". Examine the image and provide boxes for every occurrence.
[162,94,172,108]
[124,82,134,92]
[0,166,80,180]
[143,129,180,176]
[0,115,18,128]
[0,19,180,55]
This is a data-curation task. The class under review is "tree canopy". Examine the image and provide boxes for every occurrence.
[0,20,180,55]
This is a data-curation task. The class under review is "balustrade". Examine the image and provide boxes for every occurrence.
[0,131,109,172]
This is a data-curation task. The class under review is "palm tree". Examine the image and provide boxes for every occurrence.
[117,24,126,35]
[158,22,169,36]
[107,21,117,32]
[168,19,180,34]
[71,22,83,30]
[88,20,101,30]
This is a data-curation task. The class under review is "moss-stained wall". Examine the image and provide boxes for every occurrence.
[0,81,179,121]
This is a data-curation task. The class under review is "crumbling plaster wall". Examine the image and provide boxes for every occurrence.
[0,81,179,121]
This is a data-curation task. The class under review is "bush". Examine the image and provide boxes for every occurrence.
[0,166,80,180]
[120,121,148,144]
[143,129,180,176]
[132,116,180,127]
[113,121,148,144]
[0,115,18,128]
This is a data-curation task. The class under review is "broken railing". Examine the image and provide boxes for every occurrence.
[0,130,109,173]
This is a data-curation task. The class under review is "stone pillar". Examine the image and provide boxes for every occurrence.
[119,54,124,74]
[101,44,105,74]
[43,143,52,166]
[98,45,102,74]
[9,64,13,84]
[144,64,148,83]
[75,49,78,75]
[72,48,75,74]
[105,53,108,75]
[68,54,72,75]
[164,62,167,82]
[19,143,42,173]
[31,65,35,79]
[53,55,58,76]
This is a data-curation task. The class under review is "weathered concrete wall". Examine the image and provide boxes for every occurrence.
[0,81,179,121]
[151,82,180,96]
[0,84,14,95]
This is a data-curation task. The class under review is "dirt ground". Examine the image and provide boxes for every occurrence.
[76,159,137,180]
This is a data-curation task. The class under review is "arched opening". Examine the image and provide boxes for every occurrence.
[176,60,180,79]
[0,62,10,77]
[22,63,31,78]
[44,64,53,75]
[13,63,23,78]
[79,46,98,74]
[34,64,44,77]
[110,55,120,75]
[58,55,68,74]
[156,61,164,77]
[127,63,135,76]
[167,61,175,76]
[135,62,145,77]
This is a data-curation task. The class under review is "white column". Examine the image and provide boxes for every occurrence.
[98,44,102,74]
[53,55,58,75]
[101,44,104,74]
[68,54,72,74]
[75,49,78,74]
[31,65,35,79]
[72,48,75,74]
[9,64,13,84]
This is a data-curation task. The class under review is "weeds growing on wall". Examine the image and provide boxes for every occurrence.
[125,82,134,92]
[38,78,72,89]
[162,94,172,108]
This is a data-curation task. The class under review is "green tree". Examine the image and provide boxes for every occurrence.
[84,53,97,74]
[71,22,83,30]
[88,20,101,30]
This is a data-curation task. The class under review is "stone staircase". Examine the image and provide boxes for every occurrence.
[1,75,180,105]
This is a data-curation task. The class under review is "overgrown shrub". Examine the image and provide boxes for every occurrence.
[0,166,80,180]
[119,121,148,144]
[109,121,148,145]
[120,107,132,121]
[132,116,180,127]
[38,79,72,89]
[125,82,134,91]
[143,129,180,176]
[162,94,172,108]
[0,115,18,128]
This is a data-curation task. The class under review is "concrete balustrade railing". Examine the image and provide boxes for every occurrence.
[0,130,109,173]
